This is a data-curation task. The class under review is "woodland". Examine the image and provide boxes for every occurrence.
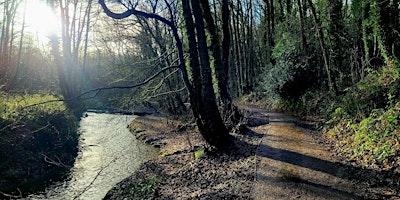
[0,0,399,197]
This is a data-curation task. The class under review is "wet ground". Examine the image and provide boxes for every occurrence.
[251,112,371,199]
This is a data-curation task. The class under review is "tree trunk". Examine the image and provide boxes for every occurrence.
[190,0,230,149]
[307,0,336,92]
[297,0,307,53]
[199,0,231,106]
[221,0,231,98]
[9,0,27,90]
[328,0,343,89]
[99,0,230,150]
[182,0,202,121]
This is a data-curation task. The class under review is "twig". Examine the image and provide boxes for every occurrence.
[0,188,22,199]
[42,153,67,167]
[72,157,118,200]
[144,87,186,100]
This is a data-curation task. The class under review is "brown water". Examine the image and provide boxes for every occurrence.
[28,112,158,200]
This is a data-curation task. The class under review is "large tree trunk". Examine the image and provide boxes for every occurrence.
[182,0,202,121]
[189,0,230,149]
[99,0,231,150]
[199,0,241,130]
[47,0,87,114]
[199,0,231,106]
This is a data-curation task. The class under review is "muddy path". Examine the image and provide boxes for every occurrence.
[238,104,398,199]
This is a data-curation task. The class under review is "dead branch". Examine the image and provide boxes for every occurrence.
[24,65,180,108]
[98,0,175,28]
[0,188,22,199]
[42,153,67,168]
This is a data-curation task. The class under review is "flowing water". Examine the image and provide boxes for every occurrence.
[28,112,158,200]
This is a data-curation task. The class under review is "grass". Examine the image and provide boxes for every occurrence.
[125,177,165,198]
[0,92,66,121]
[0,92,79,195]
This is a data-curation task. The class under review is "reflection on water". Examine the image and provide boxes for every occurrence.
[29,112,157,200]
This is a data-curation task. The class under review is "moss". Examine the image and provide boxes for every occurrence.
[195,148,205,160]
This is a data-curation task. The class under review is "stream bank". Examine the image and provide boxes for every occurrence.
[105,105,399,199]
[26,112,157,199]
[0,107,79,198]
[104,113,262,199]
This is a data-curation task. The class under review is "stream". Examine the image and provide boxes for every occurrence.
[28,112,158,200]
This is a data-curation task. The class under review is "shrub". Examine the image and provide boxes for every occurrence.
[326,63,400,169]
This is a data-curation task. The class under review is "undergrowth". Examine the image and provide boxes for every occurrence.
[0,92,79,196]
[325,63,400,169]
[262,62,400,170]
[124,177,165,199]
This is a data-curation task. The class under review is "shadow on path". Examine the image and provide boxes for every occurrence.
[258,143,346,178]
[247,111,400,199]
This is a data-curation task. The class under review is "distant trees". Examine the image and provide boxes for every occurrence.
[47,0,94,111]
[260,0,399,102]
[0,0,22,90]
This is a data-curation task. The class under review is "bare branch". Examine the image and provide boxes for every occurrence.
[78,65,180,98]
[97,0,192,94]
[24,65,181,108]
[0,189,22,199]
[42,153,67,168]
[144,87,186,100]
[98,0,174,28]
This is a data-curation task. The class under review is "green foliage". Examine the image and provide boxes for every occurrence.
[361,0,389,62]
[0,92,66,122]
[262,14,320,109]
[263,25,300,101]
[350,103,400,166]
[274,98,307,115]
[194,148,205,160]
[125,177,165,199]
[342,63,399,119]
[326,63,400,169]
[0,92,79,193]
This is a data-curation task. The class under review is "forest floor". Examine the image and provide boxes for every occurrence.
[104,103,400,199]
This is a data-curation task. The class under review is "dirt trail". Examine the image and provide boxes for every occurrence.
[249,111,370,200]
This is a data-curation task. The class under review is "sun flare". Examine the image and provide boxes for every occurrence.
[23,0,60,42]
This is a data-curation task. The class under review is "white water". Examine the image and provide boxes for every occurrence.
[29,112,157,200]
